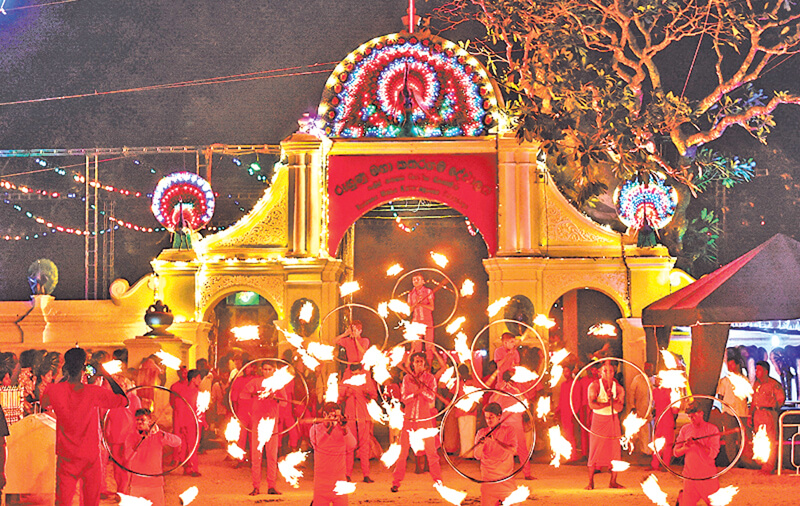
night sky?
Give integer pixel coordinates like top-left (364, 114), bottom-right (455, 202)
top-left (1, 0), bottom-right (799, 301)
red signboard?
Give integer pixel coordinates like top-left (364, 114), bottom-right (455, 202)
top-left (327, 153), bottom-right (497, 256)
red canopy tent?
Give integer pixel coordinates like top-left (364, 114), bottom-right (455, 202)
top-left (642, 234), bottom-right (800, 398)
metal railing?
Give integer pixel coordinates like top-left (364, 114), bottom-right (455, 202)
top-left (778, 409), bottom-right (800, 475)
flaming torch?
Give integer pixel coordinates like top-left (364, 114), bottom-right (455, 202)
top-left (334, 481), bottom-right (357, 495)
top-left (381, 443), bottom-right (402, 468)
top-left (278, 450), bottom-right (309, 488)
top-left (752, 424), bottom-right (771, 464)
top-left (548, 426), bottom-right (573, 468)
top-left (641, 474), bottom-right (669, 506)
top-left (179, 486), bottom-right (199, 505)
top-left (433, 482), bottom-right (467, 505)
top-left (501, 485), bottom-right (531, 505)
top-left (709, 485), bottom-right (739, 506)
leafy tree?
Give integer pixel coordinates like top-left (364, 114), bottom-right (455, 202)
top-left (429, 0), bottom-right (800, 247)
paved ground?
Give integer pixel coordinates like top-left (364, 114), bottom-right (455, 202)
top-left (155, 448), bottom-right (800, 506)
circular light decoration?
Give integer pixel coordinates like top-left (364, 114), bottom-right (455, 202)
top-left (614, 174), bottom-right (678, 230)
top-left (151, 172), bottom-right (215, 231)
top-left (318, 32), bottom-right (500, 138)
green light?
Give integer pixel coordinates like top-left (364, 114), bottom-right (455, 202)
top-left (249, 163), bottom-right (261, 172)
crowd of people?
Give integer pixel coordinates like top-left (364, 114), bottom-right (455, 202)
top-left (0, 332), bottom-right (791, 506)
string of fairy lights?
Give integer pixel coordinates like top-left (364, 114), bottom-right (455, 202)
top-left (0, 155), bottom-right (270, 241)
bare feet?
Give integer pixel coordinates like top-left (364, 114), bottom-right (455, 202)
top-left (609, 482), bottom-right (625, 489)
top-left (248, 488), bottom-right (260, 496)
top-left (585, 483), bottom-right (594, 490)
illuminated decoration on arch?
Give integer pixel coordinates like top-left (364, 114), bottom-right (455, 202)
top-left (151, 172), bottom-right (215, 232)
top-left (318, 33), bottom-right (499, 138)
top-left (613, 174), bottom-right (678, 230)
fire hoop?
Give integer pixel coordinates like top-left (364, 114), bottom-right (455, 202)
top-left (102, 385), bottom-right (200, 477)
top-left (228, 358), bottom-right (309, 435)
top-left (471, 319), bottom-right (548, 396)
top-left (653, 393), bottom-right (745, 481)
top-left (320, 303), bottom-right (390, 364)
top-left (569, 357), bottom-right (653, 440)
top-left (440, 388), bottom-right (536, 483)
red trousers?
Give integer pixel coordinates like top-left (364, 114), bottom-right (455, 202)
top-left (56, 456), bottom-right (102, 506)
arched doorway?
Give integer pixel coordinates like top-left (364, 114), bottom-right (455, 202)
top-left (548, 289), bottom-right (623, 364)
top-left (208, 291), bottom-right (279, 370)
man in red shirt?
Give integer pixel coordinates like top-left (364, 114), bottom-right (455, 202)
top-left (41, 347), bottom-right (128, 506)
top-left (335, 320), bottom-right (371, 365)
top-left (172, 369), bottom-right (201, 476)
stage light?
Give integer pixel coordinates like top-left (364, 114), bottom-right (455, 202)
top-left (232, 157), bottom-right (242, 166)
top-left (35, 158), bottom-right (47, 167)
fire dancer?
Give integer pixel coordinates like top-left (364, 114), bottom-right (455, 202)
top-left (474, 402), bottom-right (518, 506)
top-left (339, 364), bottom-right (378, 482)
top-left (491, 371), bottom-right (534, 479)
top-left (124, 408), bottom-right (182, 506)
top-left (40, 347), bottom-right (128, 506)
top-left (650, 374), bottom-right (678, 471)
top-left (335, 320), bottom-right (371, 366)
top-left (751, 360), bottom-right (785, 474)
top-left (310, 402), bottom-right (357, 506)
top-left (408, 273), bottom-right (435, 360)
top-left (674, 402), bottom-right (720, 506)
top-left (172, 369), bottom-right (202, 477)
top-left (493, 333), bottom-right (520, 381)
top-left (391, 352), bottom-right (443, 492)
top-left (585, 361), bottom-right (624, 490)
top-left (247, 361), bottom-right (283, 496)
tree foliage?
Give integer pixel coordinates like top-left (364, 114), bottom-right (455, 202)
top-left (430, 0), bottom-right (800, 205)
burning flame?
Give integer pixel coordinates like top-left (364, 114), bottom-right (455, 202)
top-left (611, 460), bottom-right (630, 472)
top-left (511, 366), bottom-right (540, 384)
top-left (196, 391), bottom-right (211, 414)
top-left (460, 279), bottom-right (474, 297)
top-left (621, 412), bottom-right (648, 452)
top-left (402, 320), bottom-right (428, 340)
top-left (709, 485), bottom-right (739, 506)
top-left (231, 325), bottom-right (260, 341)
top-left (549, 365), bottom-right (564, 388)
top-left (384, 398), bottom-right (405, 430)
top-left (433, 482), bottom-right (467, 505)
top-left (752, 424), bottom-right (771, 464)
top-left (660, 349), bottom-right (678, 369)
top-left (155, 350), bottom-right (181, 370)
top-left (118, 494), bottom-right (152, 506)
top-left (278, 326), bottom-right (305, 349)
top-left (386, 263), bottom-right (404, 276)
top-left (536, 396), bottom-right (550, 420)
top-left (260, 366), bottom-right (294, 397)
top-left (501, 485), bottom-right (531, 505)
top-left (224, 419), bottom-right (241, 442)
top-left (550, 348), bottom-right (570, 366)
top-left (409, 427), bottom-right (439, 453)
top-left (179, 486), bottom-right (199, 505)
top-left (641, 474), bottom-right (669, 506)
top-left (361, 346), bottom-right (392, 384)
top-left (389, 346), bottom-right (405, 367)
top-left (439, 367), bottom-right (456, 390)
top-left (657, 369), bottom-right (687, 390)
top-left (102, 360), bottom-right (123, 375)
top-left (388, 299), bottom-right (411, 316)
top-left (548, 426), bottom-right (572, 468)
top-left (454, 386), bottom-right (482, 412)
top-left (727, 373), bottom-right (754, 401)
top-left (297, 349), bottom-right (321, 371)
top-left (227, 443), bottom-right (246, 460)
top-left (487, 296), bottom-right (511, 317)
top-left (454, 332), bottom-right (471, 363)
top-left (587, 323), bottom-right (617, 337)
top-left (648, 437), bottom-right (665, 454)
top-left (381, 443), bottom-right (402, 467)
top-left (257, 417), bottom-right (275, 451)
top-left (325, 373), bottom-right (339, 403)
top-left (366, 399), bottom-right (385, 424)
top-left (446, 316), bottom-right (466, 335)
top-left (278, 450), bottom-right (308, 488)
top-left (339, 281), bottom-right (361, 297)
top-left (430, 251), bottom-right (449, 268)
top-left (533, 313), bottom-right (556, 328)
top-left (299, 301), bottom-right (314, 323)
top-left (334, 481), bottom-right (357, 495)
top-left (378, 302), bottom-right (389, 318)
top-left (343, 374), bottom-right (367, 386)
top-left (307, 342), bottom-right (335, 361)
